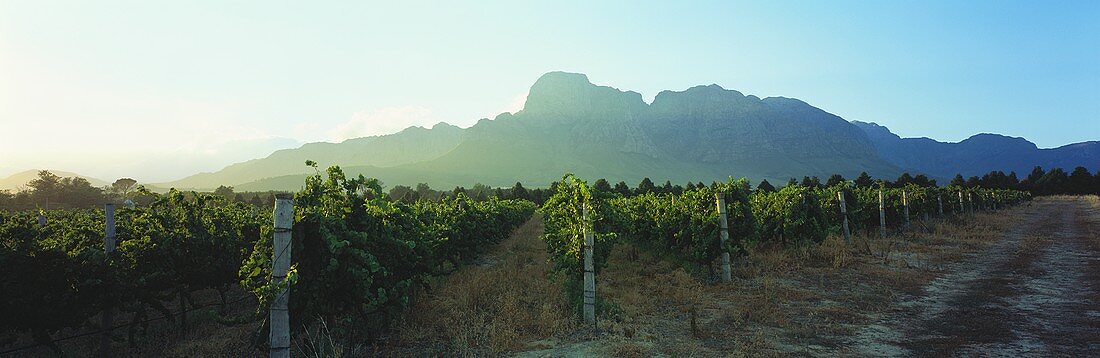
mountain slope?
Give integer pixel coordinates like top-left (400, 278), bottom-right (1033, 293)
top-left (156, 71), bottom-right (1098, 191)
top-left (852, 121), bottom-right (1100, 177)
top-left (169, 72), bottom-right (900, 190)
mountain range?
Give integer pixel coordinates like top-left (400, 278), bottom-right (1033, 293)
top-left (5, 72), bottom-right (1097, 192)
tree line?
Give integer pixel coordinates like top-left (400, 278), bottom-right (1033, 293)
top-left (4, 165), bottom-right (1097, 211)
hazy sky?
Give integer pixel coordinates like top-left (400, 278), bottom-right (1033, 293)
top-left (2, 1), bottom-right (1098, 182)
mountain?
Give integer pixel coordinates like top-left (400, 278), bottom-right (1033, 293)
top-left (852, 121), bottom-right (1100, 178)
top-left (0, 170), bottom-right (110, 191)
top-left (160, 72), bottom-right (903, 191)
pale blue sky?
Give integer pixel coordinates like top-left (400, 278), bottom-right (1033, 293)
top-left (1, 0), bottom-right (1098, 181)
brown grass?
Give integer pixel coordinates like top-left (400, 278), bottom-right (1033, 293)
top-left (387, 214), bottom-right (573, 356)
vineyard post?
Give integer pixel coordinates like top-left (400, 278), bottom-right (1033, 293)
top-left (967, 192), bottom-right (973, 213)
top-left (837, 191), bottom-right (851, 245)
top-left (270, 195), bottom-right (293, 358)
top-left (715, 193), bottom-right (732, 283)
top-left (38, 213), bottom-right (46, 227)
top-left (582, 206), bottom-right (596, 325)
top-left (937, 194), bottom-right (944, 217)
top-left (902, 190), bottom-right (910, 230)
top-left (958, 191), bottom-right (964, 214)
top-left (878, 189), bottom-right (886, 237)
top-left (992, 193), bottom-right (997, 210)
top-left (100, 204), bottom-right (116, 358)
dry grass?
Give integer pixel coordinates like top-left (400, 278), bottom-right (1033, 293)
top-left (387, 214), bottom-right (573, 356)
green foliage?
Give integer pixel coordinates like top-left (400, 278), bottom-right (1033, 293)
top-left (0, 191), bottom-right (266, 346)
top-left (751, 184), bottom-right (827, 245)
top-left (239, 165), bottom-right (535, 335)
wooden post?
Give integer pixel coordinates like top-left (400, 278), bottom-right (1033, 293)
top-left (270, 195), bottom-right (293, 358)
top-left (878, 189), bottom-right (886, 237)
top-left (902, 190), bottom-right (910, 230)
top-left (37, 213), bottom-right (46, 227)
top-left (967, 192), bottom-right (973, 213)
top-left (837, 191), bottom-right (851, 245)
top-left (958, 191), bottom-right (964, 214)
top-left (582, 206), bottom-right (596, 325)
top-left (715, 193), bottom-right (732, 283)
top-left (937, 194), bottom-right (944, 217)
top-left (100, 204), bottom-right (116, 358)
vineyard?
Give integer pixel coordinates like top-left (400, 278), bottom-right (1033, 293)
top-left (0, 165), bottom-right (535, 355)
top-left (539, 174), bottom-right (1031, 321)
top-left (0, 167), bottom-right (1032, 356)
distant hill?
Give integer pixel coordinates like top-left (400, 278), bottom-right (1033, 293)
top-left (852, 121), bottom-right (1100, 178)
top-left (159, 72), bottom-right (903, 191)
top-left (0, 170), bottom-right (110, 191)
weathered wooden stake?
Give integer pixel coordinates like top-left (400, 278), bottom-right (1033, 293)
top-left (270, 195), bottom-right (293, 358)
top-left (837, 191), bottom-right (851, 245)
top-left (902, 190), bottom-right (910, 230)
top-left (967, 192), bottom-right (973, 213)
top-left (958, 191), bottom-right (964, 214)
top-left (878, 189), bottom-right (886, 237)
top-left (937, 194), bottom-right (944, 217)
top-left (101, 204), bottom-right (116, 358)
top-left (38, 213), bottom-right (46, 227)
top-left (715, 193), bottom-right (732, 282)
top-left (582, 205), bottom-right (596, 325)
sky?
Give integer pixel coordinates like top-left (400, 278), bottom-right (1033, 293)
top-left (2, 0), bottom-right (1098, 182)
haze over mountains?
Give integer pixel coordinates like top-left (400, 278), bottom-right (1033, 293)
top-left (5, 71), bottom-right (1097, 192)
top-left (146, 72), bottom-right (1098, 191)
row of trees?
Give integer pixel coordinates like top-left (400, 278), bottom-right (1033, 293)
top-left (5, 165), bottom-right (1097, 212)
top-left (0, 171), bottom-right (141, 211)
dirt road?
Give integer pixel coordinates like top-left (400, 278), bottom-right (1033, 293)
top-left (852, 197), bottom-right (1100, 356)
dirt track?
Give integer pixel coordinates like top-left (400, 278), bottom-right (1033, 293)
top-left (852, 197), bottom-right (1100, 356)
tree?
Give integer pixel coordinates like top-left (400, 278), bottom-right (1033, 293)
top-left (58, 177), bottom-right (103, 208)
top-left (895, 172), bottom-right (915, 187)
top-left (214, 185), bottom-right (235, 198)
top-left (912, 174), bottom-right (936, 187)
top-left (1022, 166), bottom-right (1046, 192)
top-left (636, 178), bottom-right (656, 195)
top-left (660, 180), bottom-right (674, 194)
top-left (27, 170), bottom-right (61, 208)
top-left (1037, 168), bottom-right (1069, 194)
top-left (510, 182), bottom-right (530, 201)
top-left (613, 181), bottom-right (631, 196)
top-left (415, 183), bottom-right (434, 201)
top-left (785, 178), bottom-right (798, 188)
top-left (111, 178), bottom-right (138, 197)
top-left (685, 182), bottom-right (696, 191)
top-left (756, 179), bottom-right (776, 193)
top-left (800, 176), bottom-right (821, 189)
top-left (388, 185), bottom-right (414, 201)
top-left (592, 179), bottom-right (611, 193)
top-left (950, 174), bottom-right (966, 187)
top-left (1068, 166), bottom-right (1093, 194)
top-left (825, 174), bottom-right (845, 187)
top-left (854, 172), bottom-right (874, 187)
top-left (965, 176), bottom-right (981, 188)
top-left (470, 183), bottom-right (492, 201)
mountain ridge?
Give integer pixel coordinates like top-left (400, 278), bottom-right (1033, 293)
top-left (133, 71), bottom-right (1100, 191)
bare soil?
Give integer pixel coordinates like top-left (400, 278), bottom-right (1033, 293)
top-left (851, 196), bottom-right (1100, 356)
